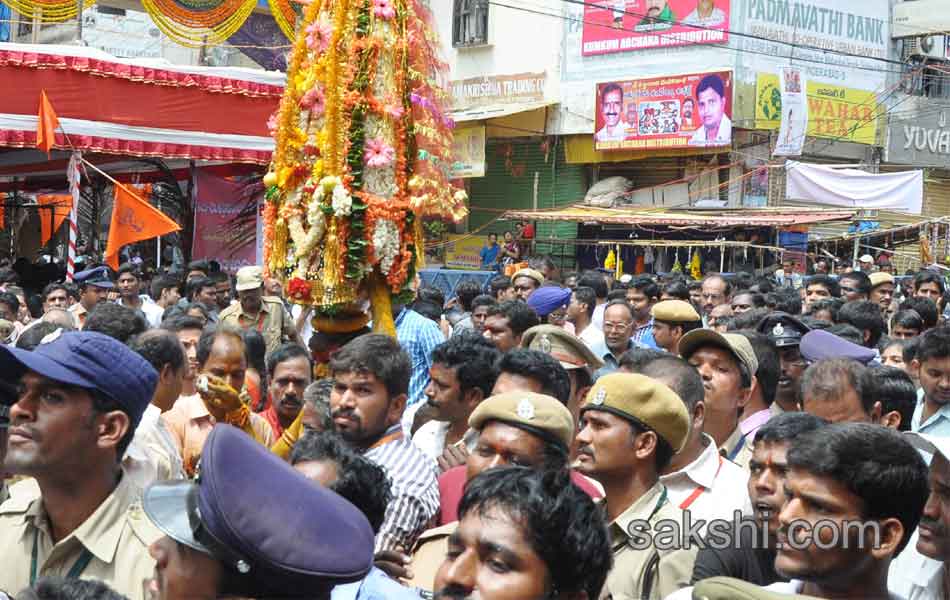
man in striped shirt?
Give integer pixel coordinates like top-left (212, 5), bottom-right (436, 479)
top-left (329, 334), bottom-right (439, 553)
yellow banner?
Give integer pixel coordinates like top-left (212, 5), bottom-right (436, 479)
top-left (450, 125), bottom-right (486, 178)
top-left (444, 234), bottom-right (488, 270)
top-left (755, 74), bottom-right (880, 146)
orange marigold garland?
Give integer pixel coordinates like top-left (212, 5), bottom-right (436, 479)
top-left (264, 0), bottom-right (467, 336)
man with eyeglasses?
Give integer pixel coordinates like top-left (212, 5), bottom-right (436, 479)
top-left (701, 275), bottom-right (732, 321)
top-left (591, 300), bottom-right (640, 380)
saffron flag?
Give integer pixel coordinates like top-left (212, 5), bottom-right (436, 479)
top-left (37, 194), bottom-right (72, 246)
top-left (36, 90), bottom-right (60, 157)
top-left (104, 184), bottom-right (180, 269)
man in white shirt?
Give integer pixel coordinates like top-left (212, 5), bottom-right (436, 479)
top-left (125, 330), bottom-right (188, 488)
top-left (689, 73), bottom-right (732, 147)
top-left (567, 285), bottom-right (605, 351)
top-left (638, 355), bottom-right (752, 528)
top-left (682, 0), bottom-right (726, 26)
top-left (889, 432), bottom-right (950, 600)
top-left (116, 263), bottom-right (164, 328)
top-left (412, 333), bottom-right (500, 465)
top-left (595, 83), bottom-right (628, 143)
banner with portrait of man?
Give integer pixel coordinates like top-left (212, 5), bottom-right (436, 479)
top-left (593, 70), bottom-right (733, 151)
top-left (582, 0), bottom-right (730, 56)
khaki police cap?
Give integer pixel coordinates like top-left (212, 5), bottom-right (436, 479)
top-left (511, 268), bottom-right (545, 286)
top-left (869, 272), bottom-right (894, 288)
top-left (694, 577), bottom-right (824, 600)
top-left (468, 391), bottom-right (574, 449)
top-left (521, 324), bottom-right (604, 371)
top-left (651, 299), bottom-right (701, 323)
top-left (678, 329), bottom-right (759, 376)
top-left (581, 373), bottom-right (690, 453)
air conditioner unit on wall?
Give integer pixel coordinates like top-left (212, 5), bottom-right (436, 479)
top-left (904, 35), bottom-right (949, 60)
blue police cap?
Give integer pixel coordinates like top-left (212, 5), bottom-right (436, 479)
top-left (0, 330), bottom-right (156, 428)
top-left (757, 312), bottom-right (810, 348)
top-left (143, 425), bottom-right (375, 594)
top-left (800, 330), bottom-right (877, 366)
top-left (74, 266), bottom-right (113, 289)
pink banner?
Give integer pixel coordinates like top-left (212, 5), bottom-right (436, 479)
top-left (191, 170), bottom-right (260, 272)
top-left (582, 0), bottom-right (730, 56)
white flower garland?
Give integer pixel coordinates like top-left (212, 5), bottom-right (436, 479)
top-left (331, 182), bottom-right (352, 217)
top-left (372, 219), bottom-right (400, 275)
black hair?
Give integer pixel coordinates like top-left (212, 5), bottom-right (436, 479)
top-left (838, 300), bottom-right (886, 347)
top-left (903, 336), bottom-right (921, 364)
top-left (266, 343), bottom-right (313, 375)
top-left (688, 280), bottom-right (702, 292)
top-left (471, 294), bottom-right (497, 312)
top-left (805, 274), bottom-right (840, 298)
top-left (290, 432), bottom-right (392, 533)
top-left (330, 334), bottom-right (410, 398)
top-left (900, 297), bottom-right (939, 330)
top-left (914, 270), bottom-right (946, 295)
top-left (732, 272), bottom-right (754, 291)
top-left (18, 576), bottom-right (130, 600)
top-left (455, 280), bottom-right (483, 313)
top-left (186, 259), bottom-right (210, 276)
top-left (209, 270), bottom-right (230, 285)
top-left (496, 349), bottom-right (571, 406)
top-left (485, 301), bottom-right (540, 338)
top-left (415, 285), bottom-right (445, 308)
top-left (0, 291), bottom-right (19, 316)
top-left (754, 411), bottom-right (828, 445)
top-left (161, 315), bottom-right (206, 334)
top-left (601, 82), bottom-right (623, 101)
top-left (630, 276), bottom-right (660, 300)
top-left (891, 309), bottom-right (924, 334)
top-left (737, 331), bottom-right (779, 407)
top-left (490, 275), bottom-right (512, 297)
top-left (751, 277), bottom-right (775, 294)
top-left (150, 274), bottom-right (181, 301)
top-left (696, 73), bottom-right (725, 98)
top-left (196, 326), bottom-right (245, 369)
top-left (800, 316), bottom-right (832, 330)
top-left (732, 291), bottom-right (767, 309)
top-left (840, 271), bottom-right (872, 296)
top-left (729, 308), bottom-right (770, 332)
top-left (827, 323), bottom-right (865, 346)
top-left (618, 348), bottom-right (667, 373)
top-left (411, 300), bottom-right (442, 323)
top-left (41, 283), bottom-right (68, 301)
top-left (606, 289), bottom-right (628, 302)
top-left (786, 422), bottom-right (928, 555)
top-left (116, 263), bottom-right (140, 280)
top-left (0, 268), bottom-right (19, 285)
top-left (603, 299), bottom-right (635, 320)
top-left (242, 329), bottom-right (268, 382)
top-left (770, 289), bottom-right (802, 316)
top-left (917, 326), bottom-right (950, 363)
top-left (183, 302), bottom-right (212, 321)
top-left (89, 388), bottom-right (136, 459)
top-left (801, 359), bottom-right (873, 416)
top-left (628, 416), bottom-right (676, 471)
top-left (868, 366), bottom-right (917, 432)
top-left (638, 355), bottom-right (704, 412)
top-left (577, 270), bottom-right (609, 299)
top-left (703, 274), bottom-right (733, 297)
top-left (84, 303), bottom-right (147, 345)
top-left (185, 276), bottom-right (215, 302)
top-left (15, 322), bottom-right (65, 350)
top-left (807, 297), bottom-right (844, 322)
top-left (129, 329), bottom-right (186, 374)
top-left (302, 379), bottom-right (334, 433)
top-left (456, 467), bottom-right (612, 600)
top-left (662, 280), bottom-right (690, 301)
top-left (431, 331), bottom-right (501, 398)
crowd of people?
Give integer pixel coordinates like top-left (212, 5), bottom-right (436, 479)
top-left (0, 249), bottom-right (949, 600)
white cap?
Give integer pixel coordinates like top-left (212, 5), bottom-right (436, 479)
top-left (619, 274), bottom-right (633, 284)
top-left (859, 254), bottom-right (874, 263)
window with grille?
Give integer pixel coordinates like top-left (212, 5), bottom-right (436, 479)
top-left (453, 0), bottom-right (489, 47)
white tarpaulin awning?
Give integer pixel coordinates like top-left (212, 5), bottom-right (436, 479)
top-left (450, 101), bottom-right (555, 123)
top-left (786, 161), bottom-right (923, 215)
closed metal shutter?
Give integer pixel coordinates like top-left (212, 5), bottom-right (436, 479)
top-left (923, 174), bottom-right (950, 219)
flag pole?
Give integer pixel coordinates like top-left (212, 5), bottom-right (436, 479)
top-left (66, 151), bottom-right (81, 281)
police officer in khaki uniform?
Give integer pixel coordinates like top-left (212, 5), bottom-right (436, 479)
top-left (218, 266), bottom-right (302, 356)
top-left (406, 391), bottom-right (575, 593)
top-left (574, 372), bottom-right (696, 600)
top-left (650, 299), bottom-right (702, 354)
top-left (0, 330), bottom-right (162, 599)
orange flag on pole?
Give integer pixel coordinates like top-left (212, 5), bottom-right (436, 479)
top-left (37, 194), bottom-right (73, 246)
top-left (104, 184), bottom-right (180, 270)
top-left (36, 90), bottom-right (60, 157)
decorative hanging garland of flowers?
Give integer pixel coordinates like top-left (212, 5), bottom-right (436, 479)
top-left (1, 0), bottom-right (96, 22)
top-left (140, 0), bottom-right (256, 47)
top-left (263, 0), bottom-right (466, 336)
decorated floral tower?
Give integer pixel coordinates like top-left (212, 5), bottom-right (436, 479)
top-left (263, 0), bottom-right (466, 336)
